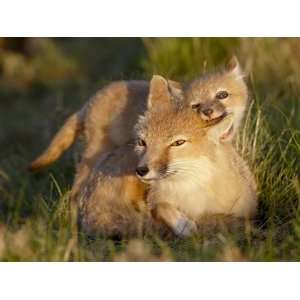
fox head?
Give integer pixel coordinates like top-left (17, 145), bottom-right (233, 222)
top-left (183, 56), bottom-right (248, 141)
top-left (134, 75), bottom-right (233, 183)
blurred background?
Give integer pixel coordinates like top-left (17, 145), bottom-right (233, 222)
top-left (0, 38), bottom-right (299, 261)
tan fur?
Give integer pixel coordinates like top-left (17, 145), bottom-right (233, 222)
top-left (78, 75), bottom-right (256, 238)
top-left (29, 80), bottom-right (149, 172)
top-left (78, 144), bottom-right (150, 237)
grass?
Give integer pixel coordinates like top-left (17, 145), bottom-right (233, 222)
top-left (0, 38), bottom-right (299, 261)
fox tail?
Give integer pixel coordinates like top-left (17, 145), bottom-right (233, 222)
top-left (28, 107), bottom-right (86, 172)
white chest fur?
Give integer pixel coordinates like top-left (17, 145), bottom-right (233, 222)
top-left (154, 157), bottom-right (220, 219)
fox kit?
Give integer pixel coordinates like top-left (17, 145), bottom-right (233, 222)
top-left (135, 75), bottom-right (256, 237)
top-left (184, 56), bottom-right (248, 142)
top-left (79, 75), bottom-right (256, 237)
top-left (29, 57), bottom-right (249, 201)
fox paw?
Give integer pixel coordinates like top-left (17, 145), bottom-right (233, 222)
top-left (173, 217), bottom-right (197, 238)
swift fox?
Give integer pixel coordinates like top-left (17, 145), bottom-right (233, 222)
top-left (29, 56), bottom-right (248, 175)
top-left (185, 56), bottom-right (248, 142)
top-left (134, 75), bottom-right (256, 237)
top-left (79, 75), bottom-right (257, 237)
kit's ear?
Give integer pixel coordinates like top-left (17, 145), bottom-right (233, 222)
top-left (148, 75), bottom-right (171, 108)
top-left (226, 55), bottom-right (244, 79)
top-left (207, 114), bottom-right (235, 144)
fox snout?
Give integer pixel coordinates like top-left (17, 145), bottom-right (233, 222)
top-left (136, 159), bottom-right (168, 182)
top-left (202, 108), bottom-right (214, 117)
top-left (136, 165), bottom-right (149, 177)
top-left (135, 164), bottom-right (161, 182)
top-left (135, 144), bottom-right (170, 181)
top-left (201, 106), bottom-right (226, 121)
top-left (193, 102), bottom-right (226, 121)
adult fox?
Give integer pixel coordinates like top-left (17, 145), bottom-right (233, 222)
top-left (79, 75), bottom-right (256, 237)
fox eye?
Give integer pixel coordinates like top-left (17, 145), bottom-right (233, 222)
top-left (216, 90), bottom-right (229, 100)
top-left (191, 103), bottom-right (201, 110)
top-left (137, 138), bottom-right (146, 147)
top-left (171, 139), bottom-right (186, 147)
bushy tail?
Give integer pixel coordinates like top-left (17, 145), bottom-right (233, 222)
top-left (28, 107), bottom-right (86, 172)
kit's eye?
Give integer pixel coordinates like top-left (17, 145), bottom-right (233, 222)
top-left (216, 90), bottom-right (229, 100)
top-left (171, 139), bottom-right (186, 147)
top-left (191, 103), bottom-right (201, 110)
top-left (137, 139), bottom-right (146, 147)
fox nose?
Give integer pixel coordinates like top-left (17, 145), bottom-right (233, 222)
top-left (136, 166), bottom-right (149, 177)
top-left (202, 108), bottom-right (213, 117)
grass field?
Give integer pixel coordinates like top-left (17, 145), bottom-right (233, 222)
top-left (0, 38), bottom-right (299, 261)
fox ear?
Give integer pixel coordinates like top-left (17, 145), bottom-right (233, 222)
top-left (168, 81), bottom-right (184, 103)
top-left (148, 75), bottom-right (171, 108)
top-left (226, 56), bottom-right (243, 78)
top-left (207, 114), bottom-right (234, 144)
